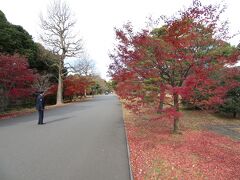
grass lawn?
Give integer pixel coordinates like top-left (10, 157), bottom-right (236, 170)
top-left (123, 108), bottom-right (240, 180)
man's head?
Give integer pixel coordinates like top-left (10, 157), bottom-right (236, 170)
top-left (39, 91), bottom-right (44, 96)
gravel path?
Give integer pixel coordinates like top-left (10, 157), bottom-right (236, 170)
top-left (206, 124), bottom-right (240, 140)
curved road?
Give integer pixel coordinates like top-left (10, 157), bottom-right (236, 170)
top-left (0, 95), bottom-right (131, 180)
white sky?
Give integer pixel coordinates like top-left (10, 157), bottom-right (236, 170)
top-left (0, 0), bottom-right (240, 80)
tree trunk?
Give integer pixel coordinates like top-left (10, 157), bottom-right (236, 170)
top-left (173, 93), bottom-right (180, 133)
top-left (233, 111), bottom-right (237, 118)
top-left (158, 100), bottom-right (164, 113)
top-left (0, 94), bottom-right (8, 112)
top-left (56, 60), bottom-right (63, 105)
top-left (157, 84), bottom-right (165, 113)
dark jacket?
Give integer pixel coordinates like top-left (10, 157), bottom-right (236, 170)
top-left (36, 94), bottom-right (45, 111)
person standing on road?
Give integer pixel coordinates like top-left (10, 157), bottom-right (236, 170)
top-left (36, 91), bottom-right (45, 125)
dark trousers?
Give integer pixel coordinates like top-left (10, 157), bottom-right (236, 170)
top-left (38, 110), bottom-right (44, 124)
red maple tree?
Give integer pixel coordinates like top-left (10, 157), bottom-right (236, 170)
top-left (0, 54), bottom-right (36, 100)
top-left (109, 0), bottom-right (240, 133)
top-left (64, 75), bottom-right (92, 99)
top-left (46, 75), bottom-right (93, 102)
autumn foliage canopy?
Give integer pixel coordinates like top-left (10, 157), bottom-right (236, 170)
top-left (109, 0), bottom-right (240, 132)
top-left (0, 54), bottom-right (36, 99)
top-left (64, 75), bottom-right (93, 98)
top-left (46, 75), bottom-right (94, 101)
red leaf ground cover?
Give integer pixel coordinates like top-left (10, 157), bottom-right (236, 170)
top-left (124, 110), bottom-right (240, 179)
top-left (0, 109), bottom-right (37, 120)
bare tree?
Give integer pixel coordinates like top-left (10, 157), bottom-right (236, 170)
top-left (73, 54), bottom-right (96, 76)
top-left (71, 54), bottom-right (97, 96)
top-left (33, 73), bottom-right (52, 92)
top-left (39, 0), bottom-right (83, 105)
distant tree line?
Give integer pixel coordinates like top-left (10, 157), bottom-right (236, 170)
top-left (0, 7), bottom-right (109, 113)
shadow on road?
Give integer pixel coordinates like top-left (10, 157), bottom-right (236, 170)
top-left (46, 116), bottom-right (73, 124)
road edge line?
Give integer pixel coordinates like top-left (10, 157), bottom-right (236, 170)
top-left (121, 102), bottom-right (134, 180)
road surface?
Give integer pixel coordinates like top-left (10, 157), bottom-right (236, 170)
top-left (0, 95), bottom-right (131, 180)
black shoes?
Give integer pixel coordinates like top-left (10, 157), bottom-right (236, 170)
top-left (38, 123), bottom-right (46, 125)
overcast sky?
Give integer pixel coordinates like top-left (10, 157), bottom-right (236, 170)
top-left (1, 0), bottom-right (239, 80)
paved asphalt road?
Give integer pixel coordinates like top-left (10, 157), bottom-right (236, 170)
top-left (0, 95), bottom-right (131, 180)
